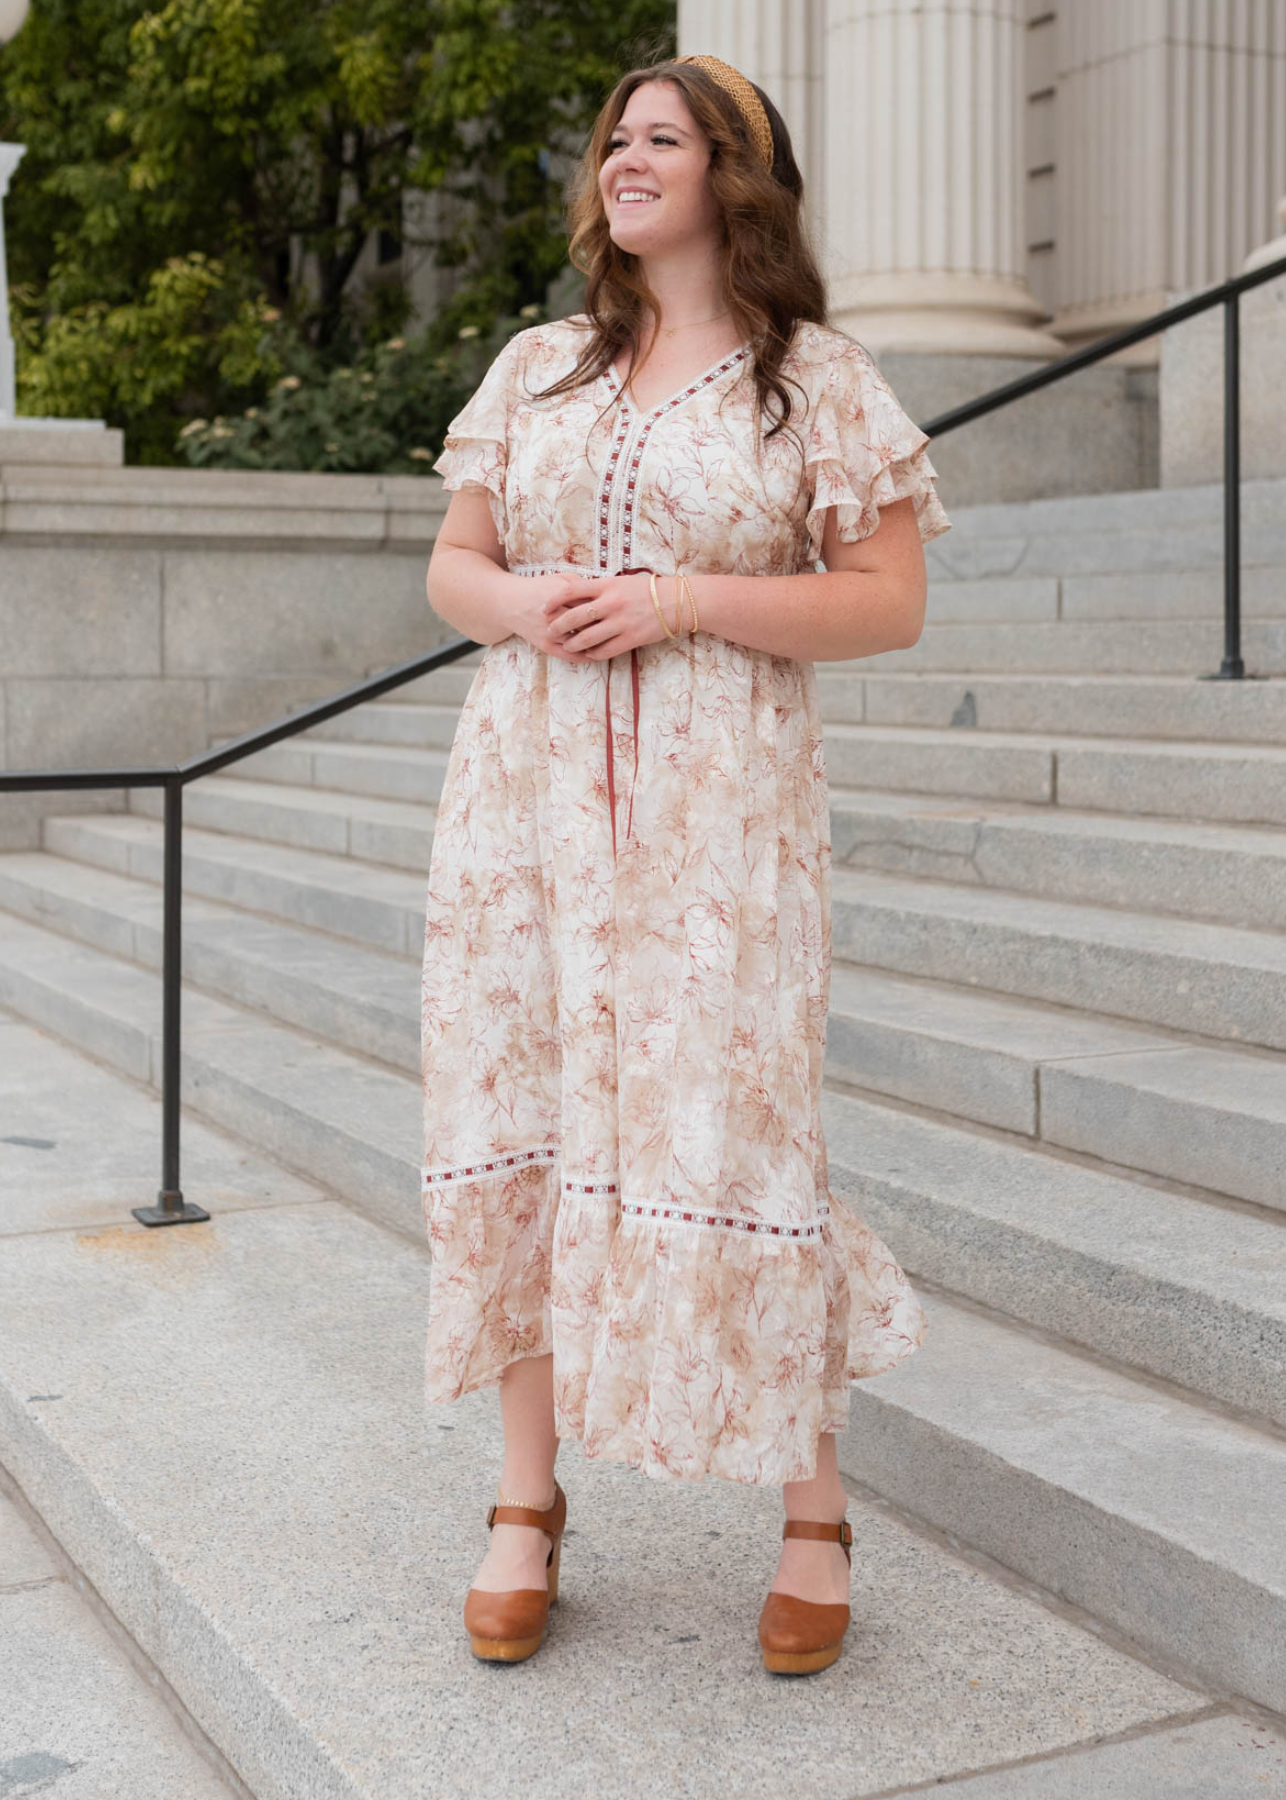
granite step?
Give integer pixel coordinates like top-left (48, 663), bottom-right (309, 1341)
top-left (0, 1481), bottom-right (238, 1798)
top-left (0, 955), bottom-right (1283, 1718)
top-left (42, 812), bottom-right (428, 956)
top-left (40, 809), bottom-right (1286, 1050)
top-left (931, 471), bottom-right (1286, 539)
top-left (828, 792), bottom-right (1286, 932)
top-left (5, 842), bottom-right (1284, 1213)
top-left (0, 902), bottom-right (1282, 1433)
top-left (214, 725), bottom-right (1286, 829)
top-left (843, 671), bottom-right (1286, 744)
top-left (390, 617), bottom-right (1286, 696)
top-left (119, 773), bottom-right (1286, 935)
top-left (310, 669), bottom-right (1286, 749)
top-left (0, 1021), bottom-right (1244, 1793)
top-left (828, 865), bottom-right (1286, 1052)
top-left (844, 619), bottom-right (1286, 676)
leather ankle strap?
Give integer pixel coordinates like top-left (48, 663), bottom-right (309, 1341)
top-left (782, 1518), bottom-right (853, 1564)
top-left (487, 1480), bottom-right (564, 1533)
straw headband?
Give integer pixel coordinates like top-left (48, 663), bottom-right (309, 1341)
top-left (674, 53), bottom-right (775, 173)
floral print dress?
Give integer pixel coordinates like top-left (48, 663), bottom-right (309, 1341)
top-left (421, 313), bottom-right (952, 1486)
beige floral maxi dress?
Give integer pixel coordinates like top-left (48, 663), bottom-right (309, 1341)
top-left (421, 314), bottom-right (952, 1487)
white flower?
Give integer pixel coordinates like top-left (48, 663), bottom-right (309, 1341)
top-left (275, 375), bottom-right (302, 391)
top-left (457, 324), bottom-right (480, 339)
top-left (409, 447), bottom-right (432, 460)
top-left (384, 336), bottom-right (406, 351)
top-left (244, 406), bottom-right (260, 419)
top-left (519, 303), bottom-right (541, 319)
top-left (211, 426), bottom-right (233, 439)
top-left (178, 418), bottom-right (207, 438)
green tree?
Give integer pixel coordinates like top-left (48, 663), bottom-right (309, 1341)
top-left (0, 0), bottom-right (674, 464)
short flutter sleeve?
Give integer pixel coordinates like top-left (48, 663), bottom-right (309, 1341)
top-left (803, 344), bottom-right (951, 562)
top-left (431, 330), bottom-right (527, 542)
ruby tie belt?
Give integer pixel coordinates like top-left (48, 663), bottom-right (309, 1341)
top-left (602, 566), bottom-right (651, 860)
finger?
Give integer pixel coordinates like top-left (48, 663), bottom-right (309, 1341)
top-left (544, 580), bottom-right (605, 616)
top-left (560, 615), bottom-right (617, 654)
top-left (551, 603), bottom-right (609, 641)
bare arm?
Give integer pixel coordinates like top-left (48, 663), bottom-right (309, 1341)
top-left (425, 488), bottom-right (519, 645)
top-left (683, 494), bottom-right (928, 661)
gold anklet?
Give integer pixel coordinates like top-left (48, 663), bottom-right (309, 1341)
top-left (495, 1486), bottom-right (557, 1511)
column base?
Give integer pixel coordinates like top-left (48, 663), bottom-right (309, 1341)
top-left (828, 271), bottom-right (1066, 360)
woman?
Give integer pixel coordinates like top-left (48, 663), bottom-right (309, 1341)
top-left (421, 50), bottom-right (951, 1676)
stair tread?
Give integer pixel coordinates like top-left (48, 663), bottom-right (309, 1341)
top-left (831, 863), bottom-right (1286, 965)
top-left (1, 903), bottom-right (1281, 1366)
top-left (0, 1021), bottom-right (1218, 1794)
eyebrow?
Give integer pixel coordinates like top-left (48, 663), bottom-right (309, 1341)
top-left (611, 121), bottom-right (688, 135)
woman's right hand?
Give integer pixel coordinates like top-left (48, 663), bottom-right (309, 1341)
top-left (503, 572), bottom-right (614, 664)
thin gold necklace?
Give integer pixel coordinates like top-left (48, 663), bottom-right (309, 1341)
top-left (658, 311), bottom-right (731, 337)
top-left (622, 312), bottom-right (735, 406)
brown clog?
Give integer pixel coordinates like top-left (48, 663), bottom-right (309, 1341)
top-left (758, 1516), bottom-right (853, 1674)
top-left (463, 1480), bottom-right (567, 1662)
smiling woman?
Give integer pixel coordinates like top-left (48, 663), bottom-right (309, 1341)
top-left (420, 48), bottom-right (950, 1677)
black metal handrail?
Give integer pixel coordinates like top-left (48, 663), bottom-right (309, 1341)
top-left (0, 638), bottom-right (482, 1224)
top-left (3, 245), bottom-right (1283, 1222)
top-left (921, 246), bottom-right (1286, 682)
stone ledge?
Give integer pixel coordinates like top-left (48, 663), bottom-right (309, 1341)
top-left (0, 418), bottom-right (125, 470)
top-left (0, 464), bottom-right (448, 549)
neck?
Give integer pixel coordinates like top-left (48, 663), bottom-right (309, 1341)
top-left (635, 241), bottom-right (725, 334)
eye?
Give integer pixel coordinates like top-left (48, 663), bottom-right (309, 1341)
top-left (606, 135), bottom-right (676, 151)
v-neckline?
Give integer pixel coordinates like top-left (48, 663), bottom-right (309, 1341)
top-left (603, 341), bottom-right (753, 418)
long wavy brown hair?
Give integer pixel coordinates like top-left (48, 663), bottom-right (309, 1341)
top-left (528, 53), bottom-right (830, 451)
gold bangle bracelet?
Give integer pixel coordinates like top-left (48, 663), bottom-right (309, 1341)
top-left (680, 570), bottom-right (699, 634)
top-left (670, 571), bottom-right (687, 636)
top-left (650, 570), bottom-right (678, 638)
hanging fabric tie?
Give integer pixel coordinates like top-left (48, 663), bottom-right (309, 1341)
top-left (602, 565), bottom-right (649, 859)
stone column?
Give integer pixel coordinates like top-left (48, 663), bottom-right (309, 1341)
top-left (0, 143), bottom-right (24, 417)
top-left (821, 0), bottom-right (1061, 357)
top-left (677, 0), bottom-right (825, 239)
top-left (1052, 3), bottom-right (1286, 363)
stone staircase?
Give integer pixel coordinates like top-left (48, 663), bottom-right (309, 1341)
top-left (2, 473), bottom-right (1285, 1792)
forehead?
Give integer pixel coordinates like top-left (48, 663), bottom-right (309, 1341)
top-left (615, 79), bottom-right (698, 134)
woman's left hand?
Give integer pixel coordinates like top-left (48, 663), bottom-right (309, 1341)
top-left (541, 570), bottom-right (689, 660)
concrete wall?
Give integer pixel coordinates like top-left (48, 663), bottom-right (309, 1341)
top-left (0, 465), bottom-right (455, 850)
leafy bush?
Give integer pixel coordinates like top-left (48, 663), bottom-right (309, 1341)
top-left (176, 303), bottom-right (545, 474)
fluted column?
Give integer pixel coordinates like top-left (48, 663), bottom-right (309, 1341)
top-left (677, 0), bottom-right (826, 242)
top-left (0, 143), bottom-right (26, 418)
top-left (1054, 3), bottom-right (1286, 360)
top-left (821, 0), bottom-right (1061, 356)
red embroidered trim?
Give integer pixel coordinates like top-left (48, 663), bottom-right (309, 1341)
top-left (422, 1146), bottom-right (556, 1186)
top-left (619, 1200), bottom-right (830, 1239)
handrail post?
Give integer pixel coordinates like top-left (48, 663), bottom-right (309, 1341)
top-left (1205, 290), bottom-right (1244, 679)
top-left (131, 773), bottom-right (208, 1226)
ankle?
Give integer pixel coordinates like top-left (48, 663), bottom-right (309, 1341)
top-left (496, 1478), bottom-right (558, 1511)
top-left (782, 1496), bottom-right (847, 1524)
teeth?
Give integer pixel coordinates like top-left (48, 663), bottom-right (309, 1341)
top-left (618, 192), bottom-right (658, 203)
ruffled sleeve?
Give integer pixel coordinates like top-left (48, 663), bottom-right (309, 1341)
top-left (431, 330), bottom-right (528, 543)
top-left (803, 342), bottom-right (952, 563)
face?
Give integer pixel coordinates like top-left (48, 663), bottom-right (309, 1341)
top-left (598, 80), bottom-right (721, 256)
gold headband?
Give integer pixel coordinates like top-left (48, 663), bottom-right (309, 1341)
top-left (674, 53), bottom-right (775, 173)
